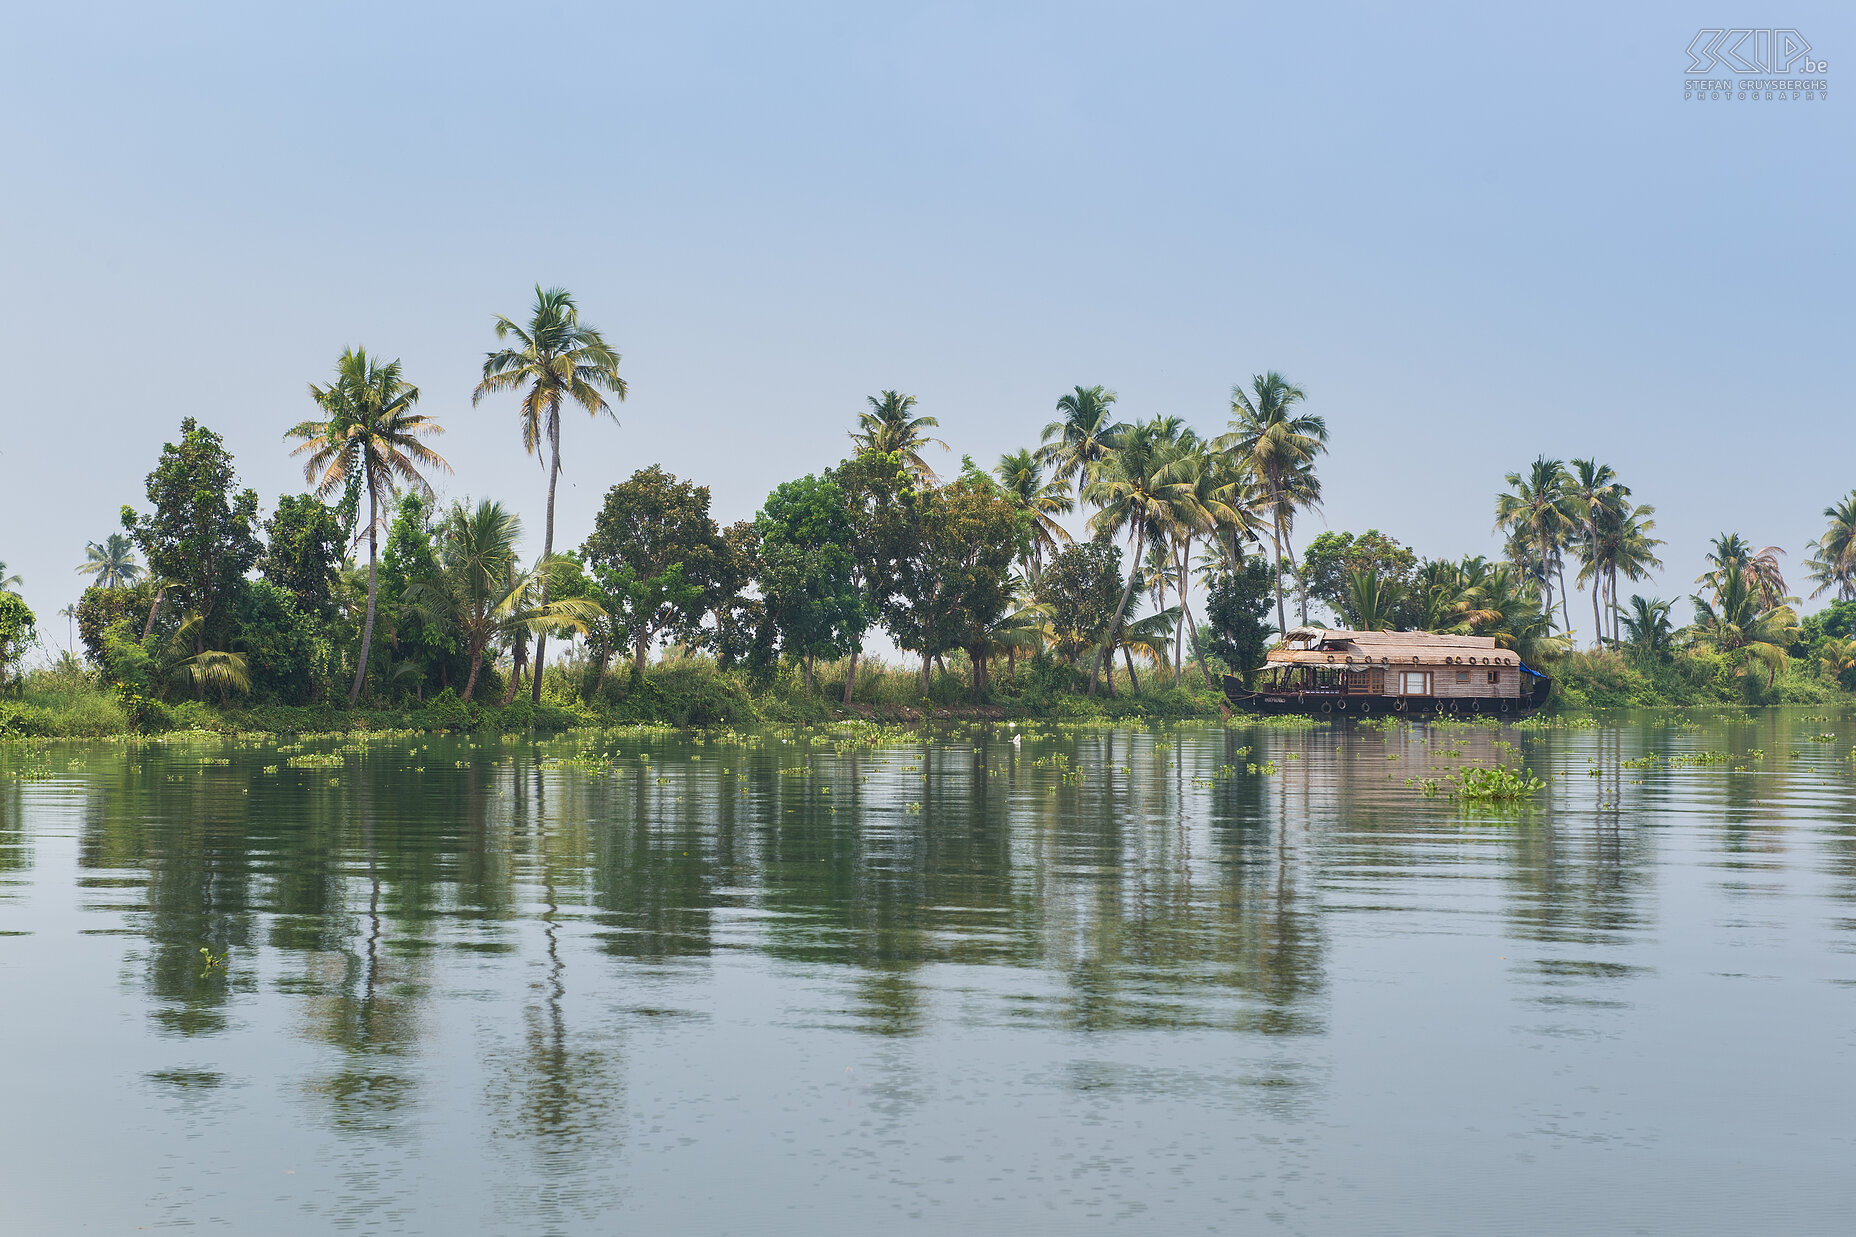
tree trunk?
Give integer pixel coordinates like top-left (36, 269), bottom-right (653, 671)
top-left (634, 630), bottom-right (649, 676)
top-left (501, 639), bottom-right (526, 705)
top-left (1183, 596), bottom-right (1214, 688)
top-left (1270, 509), bottom-right (1288, 640)
top-left (141, 585), bottom-right (167, 640)
top-left (919, 652), bottom-right (930, 696)
top-left (1556, 561), bottom-right (1573, 637)
top-left (1591, 572), bottom-right (1602, 650)
top-left (462, 639), bottom-right (483, 701)
top-left (803, 652), bottom-right (815, 693)
top-left (1123, 646), bottom-right (1140, 695)
top-left (842, 647), bottom-right (858, 706)
top-left (1089, 520), bottom-right (1143, 697)
top-left (532, 424), bottom-right (561, 705)
top-left (1174, 536), bottom-right (1191, 681)
top-left (349, 484), bottom-right (378, 706)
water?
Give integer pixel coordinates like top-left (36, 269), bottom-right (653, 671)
top-left (2, 712), bottom-right (1854, 1235)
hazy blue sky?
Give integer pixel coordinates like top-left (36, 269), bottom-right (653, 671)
top-left (2, 2), bottom-right (1850, 650)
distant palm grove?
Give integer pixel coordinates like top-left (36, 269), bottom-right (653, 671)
top-left (4, 284), bottom-right (1856, 733)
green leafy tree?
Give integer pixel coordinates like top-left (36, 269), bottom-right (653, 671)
top-left (474, 286), bottom-right (627, 704)
top-left (1202, 555), bottom-right (1275, 687)
top-left (890, 475), bottom-right (1021, 700)
top-left (580, 466), bottom-right (728, 676)
top-left (287, 350), bottom-right (449, 704)
top-left (709, 521), bottom-right (763, 671)
top-left (755, 475), bottom-right (866, 691)
top-left (1299, 530), bottom-right (1418, 627)
top-left (827, 449), bottom-right (916, 702)
top-left (77, 534), bottom-right (144, 589)
top-left (0, 592), bottom-right (35, 691)
top-left (121, 418), bottom-right (262, 654)
top-left (1034, 542), bottom-right (1123, 664)
top-left (260, 494), bottom-right (345, 623)
top-left (376, 494), bottom-right (457, 693)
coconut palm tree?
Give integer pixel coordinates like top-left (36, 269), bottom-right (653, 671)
top-left (1616, 595), bottom-right (1675, 661)
top-left (1804, 492), bottom-right (1856, 602)
top-left (1081, 418), bottom-right (1199, 697)
top-left (0, 561), bottom-right (18, 594)
top-left (1565, 459), bottom-right (1620, 647)
top-left (1697, 533), bottom-right (1790, 611)
top-left (1495, 457), bottom-right (1576, 636)
top-left (1604, 506), bottom-right (1664, 643)
top-left (1215, 372), bottom-right (1323, 639)
top-left (1038, 385), bottom-right (1129, 493)
top-left (1337, 568), bottom-right (1406, 632)
top-left (421, 500), bottom-right (603, 702)
top-left (1465, 563), bottom-right (1569, 667)
top-left (77, 534), bottom-right (144, 590)
top-left (1688, 569), bottom-right (1799, 688)
top-left (993, 448), bottom-right (1073, 578)
top-left (474, 286), bottom-right (626, 704)
top-left (851, 391), bottom-right (947, 482)
top-left (288, 347), bottom-right (449, 705)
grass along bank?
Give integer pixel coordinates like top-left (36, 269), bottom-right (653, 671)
top-left (1, 651), bottom-right (1231, 738)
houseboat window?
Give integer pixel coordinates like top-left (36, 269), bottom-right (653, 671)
top-left (1455, 670), bottom-right (1469, 683)
top-left (1487, 669), bottom-right (1499, 684)
top-left (1399, 671), bottom-right (1432, 696)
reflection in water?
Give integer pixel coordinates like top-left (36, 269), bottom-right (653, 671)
top-left (1, 709), bottom-right (1853, 1233)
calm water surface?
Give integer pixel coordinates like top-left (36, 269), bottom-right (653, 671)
top-left (3, 712), bottom-right (1855, 1235)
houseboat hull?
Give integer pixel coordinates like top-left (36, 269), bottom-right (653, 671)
top-left (1223, 673), bottom-right (1551, 717)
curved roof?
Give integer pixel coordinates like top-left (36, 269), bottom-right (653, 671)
top-left (1266, 627), bottom-right (1513, 666)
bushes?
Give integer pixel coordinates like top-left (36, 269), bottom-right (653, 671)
top-left (1551, 647), bottom-right (1851, 709)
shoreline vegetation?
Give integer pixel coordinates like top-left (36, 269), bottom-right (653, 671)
top-left (5, 286), bottom-right (1856, 739)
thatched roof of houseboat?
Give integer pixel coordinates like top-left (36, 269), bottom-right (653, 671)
top-left (1265, 627), bottom-right (1519, 667)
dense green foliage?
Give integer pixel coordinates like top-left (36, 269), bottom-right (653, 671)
top-left (7, 302), bottom-right (1851, 731)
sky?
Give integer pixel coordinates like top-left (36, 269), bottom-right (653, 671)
top-left (1, 1), bottom-right (1850, 656)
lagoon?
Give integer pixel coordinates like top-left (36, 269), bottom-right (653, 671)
top-left (2, 712), bottom-right (1853, 1235)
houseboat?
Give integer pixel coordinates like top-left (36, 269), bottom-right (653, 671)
top-left (1223, 627), bottom-right (1552, 716)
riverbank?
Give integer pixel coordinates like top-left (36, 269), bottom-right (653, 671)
top-left (8, 648), bottom-right (1852, 740)
top-left (0, 657), bottom-right (1230, 738)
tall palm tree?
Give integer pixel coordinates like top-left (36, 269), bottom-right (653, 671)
top-left (1805, 492), bottom-right (1856, 601)
top-left (1697, 533), bottom-right (1790, 610)
top-left (1038, 385), bottom-right (1129, 492)
top-left (1215, 371), bottom-right (1323, 639)
top-left (77, 534), bottom-right (144, 589)
top-left (1082, 418), bottom-right (1199, 697)
top-left (1565, 458), bottom-right (1620, 647)
top-left (474, 286), bottom-right (626, 704)
top-left (288, 347), bottom-right (450, 705)
top-left (1494, 457), bottom-right (1576, 635)
top-left (993, 448), bottom-right (1073, 580)
top-left (0, 561), bottom-right (19, 594)
top-left (851, 390), bottom-right (947, 482)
